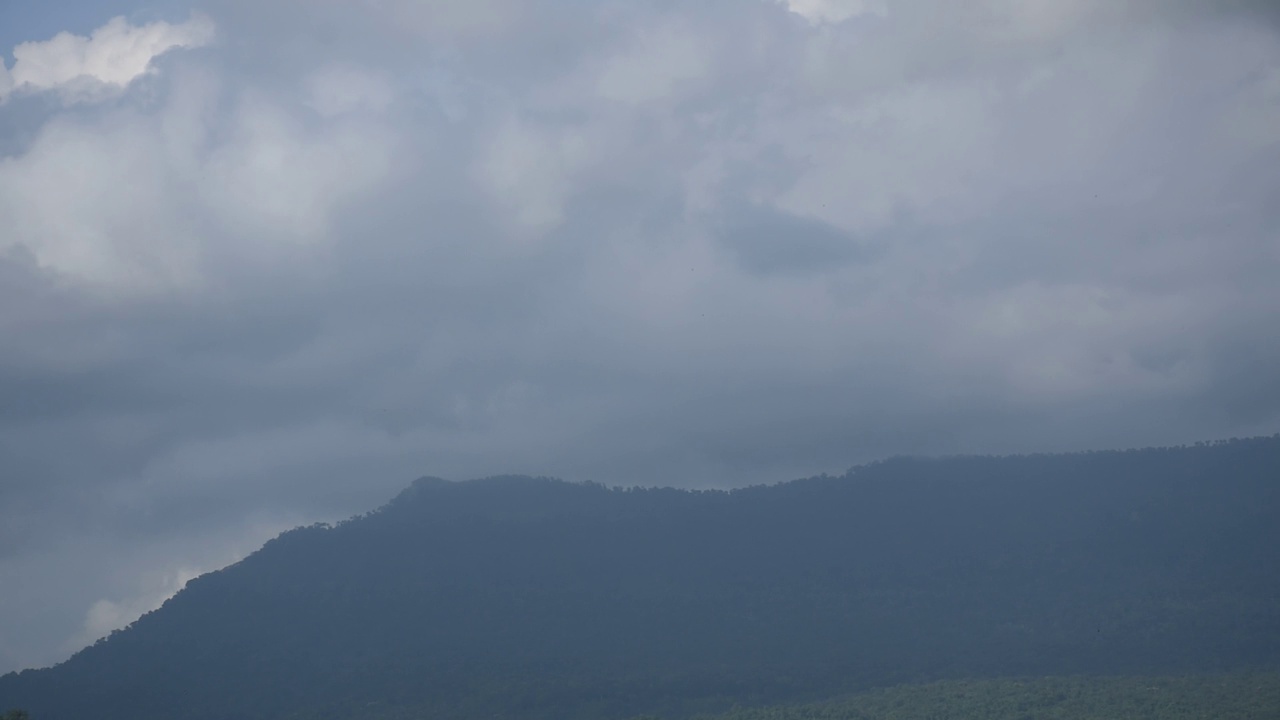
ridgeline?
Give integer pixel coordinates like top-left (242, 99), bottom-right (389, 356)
top-left (3, 437), bottom-right (1279, 719)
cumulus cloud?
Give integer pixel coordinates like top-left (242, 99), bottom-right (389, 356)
top-left (1, 0), bottom-right (1279, 675)
top-left (0, 14), bottom-right (214, 103)
top-left (0, 32), bottom-right (398, 291)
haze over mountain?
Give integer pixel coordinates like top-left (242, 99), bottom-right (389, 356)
top-left (3, 438), bottom-right (1278, 720)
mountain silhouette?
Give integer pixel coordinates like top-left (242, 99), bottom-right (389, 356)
top-left (3, 437), bottom-right (1279, 719)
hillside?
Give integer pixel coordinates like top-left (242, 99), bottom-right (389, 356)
top-left (2, 437), bottom-right (1279, 720)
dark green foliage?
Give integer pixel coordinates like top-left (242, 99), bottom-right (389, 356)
top-left (2, 711), bottom-right (30, 720)
top-left (686, 673), bottom-right (1280, 720)
top-left (2, 437), bottom-right (1279, 720)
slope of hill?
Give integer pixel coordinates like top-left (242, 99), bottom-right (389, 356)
top-left (2, 437), bottom-right (1279, 720)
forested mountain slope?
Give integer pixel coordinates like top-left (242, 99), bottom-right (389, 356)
top-left (2, 437), bottom-right (1279, 720)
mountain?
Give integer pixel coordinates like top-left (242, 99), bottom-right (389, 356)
top-left (2, 437), bottom-right (1279, 720)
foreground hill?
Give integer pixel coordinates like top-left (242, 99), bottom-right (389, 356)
top-left (2, 437), bottom-right (1279, 720)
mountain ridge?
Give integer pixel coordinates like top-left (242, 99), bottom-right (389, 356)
top-left (3, 436), bottom-right (1279, 720)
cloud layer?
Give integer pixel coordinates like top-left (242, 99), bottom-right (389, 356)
top-left (1, 0), bottom-right (1278, 673)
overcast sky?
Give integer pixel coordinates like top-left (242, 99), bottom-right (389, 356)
top-left (1, 0), bottom-right (1278, 674)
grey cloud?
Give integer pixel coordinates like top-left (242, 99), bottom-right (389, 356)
top-left (1, 0), bottom-right (1279, 674)
top-left (718, 201), bottom-right (876, 275)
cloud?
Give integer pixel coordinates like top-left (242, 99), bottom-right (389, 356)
top-left (717, 201), bottom-right (873, 275)
top-left (1, 14), bottom-right (215, 104)
top-left (0, 54), bottom-right (398, 291)
top-left (305, 65), bottom-right (395, 118)
top-left (1, 0), bottom-right (1279, 675)
top-left (472, 115), bottom-right (597, 233)
top-left (777, 0), bottom-right (888, 25)
top-left (595, 21), bottom-right (713, 105)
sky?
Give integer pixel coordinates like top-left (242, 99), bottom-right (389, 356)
top-left (1, 0), bottom-right (1279, 674)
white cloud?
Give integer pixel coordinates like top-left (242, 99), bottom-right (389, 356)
top-left (2, 14), bottom-right (215, 103)
top-left (0, 58), bottom-right (397, 292)
top-left (0, 113), bottom-right (203, 290)
top-left (778, 0), bottom-right (888, 25)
